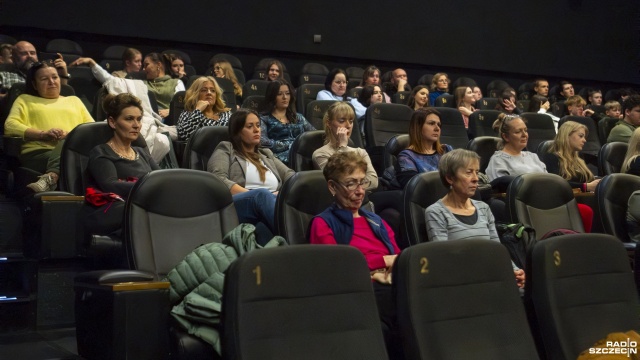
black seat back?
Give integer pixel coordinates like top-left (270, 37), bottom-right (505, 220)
top-left (403, 171), bottom-right (448, 245)
top-left (288, 130), bottom-right (326, 172)
top-left (395, 240), bottom-right (539, 360)
top-left (468, 110), bottom-right (501, 139)
top-left (124, 169), bottom-right (238, 278)
top-left (436, 107), bottom-right (470, 150)
top-left (596, 173), bottom-right (640, 242)
top-left (222, 245), bottom-right (388, 360)
top-left (527, 233), bottom-right (639, 360)
top-left (598, 142), bottom-right (628, 176)
top-left (182, 126), bottom-right (230, 170)
top-left (507, 173), bottom-right (584, 235)
top-left (466, 136), bottom-right (500, 173)
top-left (520, 112), bottom-right (556, 154)
top-left (296, 84), bottom-right (325, 116)
top-left (434, 94), bottom-right (454, 108)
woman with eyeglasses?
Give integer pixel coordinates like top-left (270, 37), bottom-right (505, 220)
top-left (350, 84), bottom-right (384, 119)
top-left (176, 76), bottom-right (232, 141)
top-left (316, 68), bottom-right (350, 101)
top-left (486, 114), bottom-right (546, 181)
top-left (429, 72), bottom-right (450, 106)
top-left (4, 61), bottom-right (94, 192)
top-left (259, 79), bottom-right (315, 164)
top-left (309, 151), bottom-right (402, 358)
top-left (312, 102), bottom-right (378, 189)
top-left (208, 109), bottom-right (294, 236)
top-left (211, 60), bottom-right (243, 105)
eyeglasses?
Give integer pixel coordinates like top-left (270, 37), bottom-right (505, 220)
top-left (214, 66), bottom-right (222, 70)
top-left (335, 178), bottom-right (371, 191)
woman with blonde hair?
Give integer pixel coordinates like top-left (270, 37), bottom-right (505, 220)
top-left (176, 76), bottom-right (232, 140)
top-left (312, 102), bottom-right (378, 189)
top-left (212, 60), bottom-right (243, 103)
top-left (540, 121), bottom-right (600, 192)
top-left (428, 72), bottom-right (450, 106)
top-left (622, 127), bottom-right (640, 175)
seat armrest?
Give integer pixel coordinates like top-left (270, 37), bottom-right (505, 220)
top-left (2, 135), bottom-right (23, 157)
top-left (75, 269), bottom-right (155, 285)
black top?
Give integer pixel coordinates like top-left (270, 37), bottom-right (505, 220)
top-left (87, 143), bottom-right (159, 199)
top-left (453, 210), bottom-right (479, 226)
top-left (539, 151), bottom-right (586, 190)
top-left (627, 157), bottom-right (640, 176)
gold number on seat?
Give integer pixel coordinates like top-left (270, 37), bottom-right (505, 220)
top-left (253, 266), bottom-right (262, 285)
top-left (420, 257), bottom-right (429, 274)
top-left (553, 251), bottom-right (561, 267)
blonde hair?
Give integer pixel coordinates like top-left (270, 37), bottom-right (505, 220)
top-left (323, 102), bottom-right (355, 147)
top-left (550, 121), bottom-right (594, 182)
top-left (430, 72), bottom-right (449, 92)
top-left (184, 76), bottom-right (228, 113)
top-left (215, 60), bottom-right (242, 97)
top-left (492, 113), bottom-right (523, 150)
top-left (622, 127), bottom-right (640, 173)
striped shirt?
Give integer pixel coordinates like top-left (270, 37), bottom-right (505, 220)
top-left (425, 199), bottom-right (518, 269)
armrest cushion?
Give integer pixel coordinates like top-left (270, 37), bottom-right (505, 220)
top-left (75, 269), bottom-right (155, 284)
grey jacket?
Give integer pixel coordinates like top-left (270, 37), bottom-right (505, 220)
top-left (207, 141), bottom-right (295, 190)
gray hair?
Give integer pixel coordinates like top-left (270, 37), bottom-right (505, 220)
top-left (438, 149), bottom-right (481, 187)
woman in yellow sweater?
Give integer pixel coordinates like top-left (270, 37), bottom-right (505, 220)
top-left (4, 61), bottom-right (94, 192)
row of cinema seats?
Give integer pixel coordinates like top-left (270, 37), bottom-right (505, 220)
top-left (71, 164), bottom-right (639, 360)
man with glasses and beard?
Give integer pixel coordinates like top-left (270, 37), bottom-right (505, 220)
top-left (0, 41), bottom-right (70, 99)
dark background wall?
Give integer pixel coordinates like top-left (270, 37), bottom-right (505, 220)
top-left (1, 0), bottom-right (638, 86)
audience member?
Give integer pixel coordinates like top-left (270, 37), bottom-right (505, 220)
top-left (208, 109), bottom-right (294, 234)
top-left (588, 89), bottom-right (603, 106)
top-left (382, 68), bottom-right (411, 98)
top-left (486, 114), bottom-right (545, 180)
top-left (540, 121), bottom-right (600, 191)
top-left (0, 44), bottom-right (12, 64)
top-left (605, 100), bottom-right (622, 119)
top-left (317, 68), bottom-right (349, 101)
top-left (4, 61), bottom-right (94, 192)
top-left (622, 127), bottom-right (640, 175)
top-left (428, 72), bottom-right (450, 106)
top-left (533, 79), bottom-right (549, 97)
top-left (455, 86), bottom-right (476, 128)
top-left (472, 86), bottom-right (483, 101)
top-left (565, 95), bottom-right (594, 117)
top-left (141, 52), bottom-right (185, 118)
top-left (73, 54), bottom-right (185, 119)
top-left (395, 108), bottom-right (453, 188)
top-left (351, 84), bottom-right (384, 119)
top-left (266, 59), bottom-right (285, 81)
top-left (312, 102), bottom-right (378, 189)
top-left (425, 149), bottom-right (525, 288)
top-left (495, 87), bottom-right (521, 115)
top-left (0, 41), bottom-right (70, 97)
top-left (176, 76), bottom-right (232, 141)
top-left (168, 53), bottom-right (189, 87)
top-left (359, 65), bottom-right (390, 102)
top-left (528, 95), bottom-right (560, 132)
top-left (557, 81), bottom-right (574, 101)
top-left (309, 151), bottom-right (402, 358)
top-left (607, 95), bottom-right (640, 143)
top-left (84, 93), bottom-right (159, 235)
top-left (406, 85), bottom-right (430, 111)
top-left (111, 47), bottom-right (142, 78)
top-left (212, 59), bottom-right (242, 104)
top-left (260, 79), bottom-right (315, 164)
top-left (487, 114), bottom-right (594, 230)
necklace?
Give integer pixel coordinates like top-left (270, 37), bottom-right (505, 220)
top-left (272, 112), bottom-right (288, 124)
top-left (108, 141), bottom-right (138, 161)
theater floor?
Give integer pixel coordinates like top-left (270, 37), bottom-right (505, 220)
top-left (0, 327), bottom-right (81, 360)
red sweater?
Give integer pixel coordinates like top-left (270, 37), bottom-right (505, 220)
top-left (309, 216), bottom-right (400, 271)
